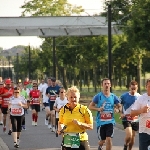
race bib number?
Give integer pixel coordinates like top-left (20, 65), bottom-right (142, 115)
top-left (32, 98), bottom-right (39, 104)
top-left (100, 112), bottom-right (112, 121)
top-left (50, 95), bottom-right (56, 101)
top-left (125, 114), bottom-right (138, 122)
top-left (146, 120), bottom-right (150, 128)
top-left (64, 134), bottom-right (80, 148)
top-left (11, 108), bottom-right (22, 115)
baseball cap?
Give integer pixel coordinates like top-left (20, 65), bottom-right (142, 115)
top-left (5, 79), bottom-right (11, 85)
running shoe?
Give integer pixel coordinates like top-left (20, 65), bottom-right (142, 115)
top-left (98, 145), bottom-right (103, 150)
top-left (22, 125), bottom-right (26, 130)
top-left (14, 143), bottom-right (19, 148)
top-left (0, 121), bottom-right (3, 125)
top-left (123, 145), bottom-right (128, 150)
top-left (32, 121), bottom-right (35, 126)
top-left (51, 127), bottom-right (55, 132)
top-left (45, 119), bottom-right (48, 125)
top-left (48, 124), bottom-right (52, 129)
top-left (35, 122), bottom-right (37, 126)
top-left (3, 127), bottom-right (6, 133)
top-left (8, 130), bottom-right (12, 135)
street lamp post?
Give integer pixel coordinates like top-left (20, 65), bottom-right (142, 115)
top-left (108, 4), bottom-right (112, 92)
top-left (16, 53), bottom-right (19, 83)
top-left (28, 45), bottom-right (31, 79)
top-left (53, 37), bottom-right (56, 78)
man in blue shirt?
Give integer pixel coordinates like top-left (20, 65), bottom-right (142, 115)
top-left (120, 80), bottom-right (140, 150)
top-left (89, 78), bottom-right (121, 150)
top-left (46, 77), bottom-right (60, 132)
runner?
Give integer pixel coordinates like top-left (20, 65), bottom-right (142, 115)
top-left (46, 77), bottom-right (60, 132)
top-left (23, 77), bottom-right (29, 86)
top-left (30, 81), bottom-right (41, 126)
top-left (23, 82), bottom-right (30, 112)
top-left (58, 86), bottom-right (93, 150)
top-left (26, 79), bottom-right (33, 91)
top-left (0, 79), bottom-right (14, 133)
top-left (53, 87), bottom-right (68, 135)
top-left (9, 87), bottom-right (28, 148)
top-left (131, 79), bottom-right (150, 150)
top-left (0, 81), bottom-right (4, 125)
top-left (120, 80), bottom-right (140, 150)
top-left (38, 79), bottom-right (47, 111)
top-left (19, 83), bottom-right (28, 130)
top-left (89, 78), bottom-right (122, 150)
top-left (40, 78), bottom-right (51, 126)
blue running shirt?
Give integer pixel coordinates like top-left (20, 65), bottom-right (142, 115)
top-left (93, 92), bottom-right (120, 127)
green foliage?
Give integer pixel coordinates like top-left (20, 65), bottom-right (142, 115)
top-left (21, 0), bottom-right (84, 16)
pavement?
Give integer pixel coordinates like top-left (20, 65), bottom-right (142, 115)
top-left (0, 109), bottom-right (139, 150)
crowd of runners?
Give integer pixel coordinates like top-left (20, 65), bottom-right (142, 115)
top-left (0, 76), bottom-right (150, 150)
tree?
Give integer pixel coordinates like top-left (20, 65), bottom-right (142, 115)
top-left (21, 0), bottom-right (84, 16)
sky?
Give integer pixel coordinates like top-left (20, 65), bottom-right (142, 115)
top-left (0, 0), bottom-right (104, 50)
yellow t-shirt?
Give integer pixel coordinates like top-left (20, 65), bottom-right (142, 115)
top-left (59, 103), bottom-right (93, 141)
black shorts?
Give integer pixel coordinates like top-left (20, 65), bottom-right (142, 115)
top-left (31, 104), bottom-right (40, 112)
top-left (62, 140), bottom-right (90, 150)
top-left (43, 102), bottom-right (49, 107)
top-left (50, 101), bottom-right (55, 111)
top-left (122, 121), bottom-right (139, 131)
top-left (1, 107), bottom-right (8, 114)
top-left (97, 123), bottom-right (114, 141)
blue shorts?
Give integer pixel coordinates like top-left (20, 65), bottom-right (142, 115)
top-left (43, 102), bottom-right (49, 107)
top-left (139, 133), bottom-right (150, 150)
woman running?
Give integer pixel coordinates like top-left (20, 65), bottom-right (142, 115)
top-left (9, 87), bottom-right (27, 148)
top-left (0, 81), bottom-right (4, 125)
top-left (53, 87), bottom-right (68, 135)
top-left (58, 86), bottom-right (93, 150)
top-left (30, 81), bottom-right (41, 126)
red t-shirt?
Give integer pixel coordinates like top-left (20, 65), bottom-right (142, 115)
top-left (30, 90), bottom-right (40, 105)
top-left (1, 87), bottom-right (14, 108)
top-left (24, 81), bottom-right (30, 85)
top-left (0, 87), bottom-right (3, 104)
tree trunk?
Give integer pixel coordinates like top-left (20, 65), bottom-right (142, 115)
top-left (137, 57), bottom-right (141, 94)
top-left (93, 68), bottom-right (97, 93)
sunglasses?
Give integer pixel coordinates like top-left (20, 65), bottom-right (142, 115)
top-left (60, 92), bottom-right (65, 93)
top-left (14, 92), bottom-right (19, 93)
top-left (33, 86), bottom-right (37, 87)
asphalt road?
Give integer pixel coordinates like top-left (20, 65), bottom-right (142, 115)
top-left (0, 109), bottom-right (139, 150)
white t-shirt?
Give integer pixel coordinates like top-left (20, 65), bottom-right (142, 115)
top-left (131, 93), bottom-right (150, 134)
top-left (38, 83), bottom-right (47, 91)
top-left (40, 83), bottom-right (49, 103)
top-left (10, 96), bottom-right (26, 116)
top-left (54, 97), bottom-right (68, 118)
